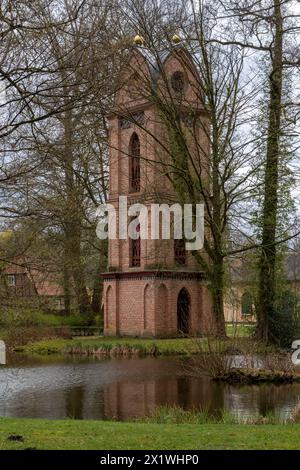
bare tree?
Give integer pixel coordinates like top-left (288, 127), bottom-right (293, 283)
top-left (0, 0), bottom-right (122, 315)
top-left (213, 0), bottom-right (300, 341)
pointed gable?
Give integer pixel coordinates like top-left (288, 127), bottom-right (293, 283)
top-left (114, 47), bottom-right (154, 110)
top-left (156, 45), bottom-right (203, 108)
top-left (114, 43), bottom-right (203, 113)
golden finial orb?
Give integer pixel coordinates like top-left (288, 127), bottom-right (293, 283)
top-left (172, 33), bottom-right (181, 44)
top-left (133, 34), bottom-right (144, 46)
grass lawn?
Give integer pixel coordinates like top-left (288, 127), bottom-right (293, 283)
top-left (0, 417), bottom-right (300, 450)
top-left (226, 323), bottom-right (255, 337)
top-left (14, 324), bottom-right (257, 356)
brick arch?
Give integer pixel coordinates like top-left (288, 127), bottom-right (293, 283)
top-left (174, 283), bottom-right (189, 298)
top-left (157, 283), bottom-right (168, 331)
top-left (105, 285), bottom-right (113, 330)
top-left (143, 283), bottom-right (152, 331)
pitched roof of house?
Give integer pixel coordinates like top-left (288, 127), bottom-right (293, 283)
top-left (3, 256), bottom-right (64, 297)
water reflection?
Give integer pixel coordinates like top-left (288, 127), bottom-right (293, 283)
top-left (0, 355), bottom-right (299, 421)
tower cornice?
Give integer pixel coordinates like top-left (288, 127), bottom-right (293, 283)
top-left (100, 270), bottom-right (204, 282)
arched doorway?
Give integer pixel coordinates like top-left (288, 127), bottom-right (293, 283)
top-left (177, 288), bottom-right (190, 335)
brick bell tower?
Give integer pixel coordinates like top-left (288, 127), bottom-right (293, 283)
top-left (102, 36), bottom-right (213, 337)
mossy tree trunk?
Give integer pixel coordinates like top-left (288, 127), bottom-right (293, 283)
top-left (256, 0), bottom-right (283, 342)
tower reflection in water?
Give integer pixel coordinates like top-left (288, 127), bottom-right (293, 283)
top-left (1, 356), bottom-right (300, 420)
top-left (63, 375), bottom-right (299, 422)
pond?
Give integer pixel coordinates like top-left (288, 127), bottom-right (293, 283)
top-left (0, 354), bottom-right (300, 421)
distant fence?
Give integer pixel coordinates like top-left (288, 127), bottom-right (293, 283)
top-left (65, 326), bottom-right (103, 337)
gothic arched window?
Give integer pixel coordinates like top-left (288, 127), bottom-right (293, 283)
top-left (130, 223), bottom-right (140, 267)
top-left (130, 133), bottom-right (140, 192)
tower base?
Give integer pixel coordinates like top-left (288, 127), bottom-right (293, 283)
top-left (102, 271), bottom-right (213, 338)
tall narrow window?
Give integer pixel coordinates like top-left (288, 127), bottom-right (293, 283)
top-left (130, 133), bottom-right (140, 192)
top-left (130, 223), bottom-right (141, 267)
top-left (7, 274), bottom-right (16, 287)
top-left (174, 239), bottom-right (186, 265)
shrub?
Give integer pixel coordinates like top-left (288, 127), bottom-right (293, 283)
top-left (94, 314), bottom-right (104, 328)
top-left (0, 308), bottom-right (92, 328)
top-left (187, 339), bottom-right (257, 379)
top-left (186, 334), bottom-right (295, 382)
top-left (0, 309), bottom-right (62, 327)
top-left (263, 352), bottom-right (295, 373)
top-left (269, 291), bottom-right (300, 348)
top-left (3, 325), bottom-right (72, 350)
top-left (60, 314), bottom-right (91, 327)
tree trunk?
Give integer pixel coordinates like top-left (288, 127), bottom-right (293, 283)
top-left (63, 258), bottom-right (71, 315)
top-left (65, 218), bottom-right (91, 315)
top-left (63, 108), bottom-right (91, 316)
top-left (71, 234), bottom-right (91, 315)
top-left (91, 265), bottom-right (103, 314)
top-left (210, 256), bottom-right (226, 338)
top-left (256, 0), bottom-right (283, 342)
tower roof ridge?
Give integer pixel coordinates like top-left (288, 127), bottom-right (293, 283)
top-left (134, 43), bottom-right (192, 86)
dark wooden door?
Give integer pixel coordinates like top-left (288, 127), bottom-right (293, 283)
top-left (177, 288), bottom-right (190, 335)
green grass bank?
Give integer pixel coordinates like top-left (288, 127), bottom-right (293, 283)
top-left (0, 417), bottom-right (300, 450)
top-left (16, 336), bottom-right (202, 356)
top-left (13, 323), bottom-right (271, 358)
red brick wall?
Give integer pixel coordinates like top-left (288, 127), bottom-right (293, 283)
top-left (104, 277), bottom-right (213, 337)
